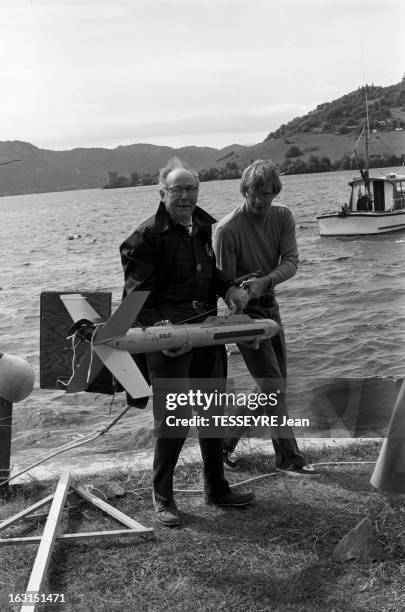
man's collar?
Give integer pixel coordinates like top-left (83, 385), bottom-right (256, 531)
top-left (154, 201), bottom-right (217, 233)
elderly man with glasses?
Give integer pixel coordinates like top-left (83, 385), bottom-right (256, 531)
top-left (120, 157), bottom-right (255, 526)
top-left (214, 159), bottom-right (317, 476)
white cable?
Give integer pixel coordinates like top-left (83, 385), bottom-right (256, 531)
top-left (128, 459), bottom-right (378, 495)
top-left (311, 460), bottom-right (376, 467)
top-left (0, 404), bottom-right (132, 488)
top-left (86, 325), bottom-right (99, 383)
top-left (0, 432), bottom-right (100, 488)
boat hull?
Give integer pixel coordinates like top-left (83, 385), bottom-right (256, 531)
top-left (317, 211), bottom-right (405, 236)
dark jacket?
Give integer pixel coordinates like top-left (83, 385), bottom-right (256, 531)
top-left (120, 202), bottom-right (232, 326)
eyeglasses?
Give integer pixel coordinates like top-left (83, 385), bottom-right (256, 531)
top-left (165, 185), bottom-right (198, 195)
top-left (245, 191), bottom-right (275, 201)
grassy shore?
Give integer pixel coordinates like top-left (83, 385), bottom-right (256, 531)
top-left (1, 440), bottom-right (405, 612)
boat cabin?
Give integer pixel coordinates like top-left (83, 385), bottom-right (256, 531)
top-left (348, 173), bottom-right (405, 213)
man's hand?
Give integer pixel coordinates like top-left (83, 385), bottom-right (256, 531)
top-left (238, 338), bottom-right (261, 350)
top-left (152, 321), bottom-right (193, 357)
top-left (240, 277), bottom-right (269, 300)
top-left (225, 286), bottom-right (249, 314)
top-left (161, 342), bottom-right (192, 358)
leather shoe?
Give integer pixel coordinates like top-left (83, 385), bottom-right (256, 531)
top-left (206, 489), bottom-right (255, 507)
top-left (152, 491), bottom-right (181, 526)
top-left (275, 464), bottom-right (321, 477)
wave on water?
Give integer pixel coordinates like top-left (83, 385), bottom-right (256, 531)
top-left (0, 169), bottom-right (404, 470)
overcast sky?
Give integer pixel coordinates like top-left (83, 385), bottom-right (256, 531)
top-left (0, 0), bottom-right (403, 151)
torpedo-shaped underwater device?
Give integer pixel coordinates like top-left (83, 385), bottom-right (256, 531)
top-left (60, 291), bottom-right (279, 399)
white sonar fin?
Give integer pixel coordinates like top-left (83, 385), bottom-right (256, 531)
top-left (95, 291), bottom-right (149, 342)
top-left (93, 344), bottom-right (151, 399)
top-left (60, 294), bottom-right (103, 324)
top-left (65, 348), bottom-right (104, 393)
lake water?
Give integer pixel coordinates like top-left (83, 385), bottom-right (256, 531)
top-left (1, 168), bottom-right (404, 475)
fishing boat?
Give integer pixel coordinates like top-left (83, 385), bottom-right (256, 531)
top-left (317, 89), bottom-right (405, 236)
top-left (317, 172), bottom-right (405, 236)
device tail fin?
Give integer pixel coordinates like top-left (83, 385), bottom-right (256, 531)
top-left (60, 294), bottom-right (103, 324)
top-left (93, 345), bottom-right (151, 399)
top-left (65, 344), bottom-right (151, 400)
top-left (95, 292), bottom-right (149, 342)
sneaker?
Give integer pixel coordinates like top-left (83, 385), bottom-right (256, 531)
top-left (206, 490), bottom-right (255, 507)
top-left (275, 464), bottom-right (321, 477)
top-left (152, 491), bottom-right (182, 526)
top-left (223, 450), bottom-right (239, 470)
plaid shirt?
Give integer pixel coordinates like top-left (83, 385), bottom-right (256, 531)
top-left (120, 202), bottom-right (232, 325)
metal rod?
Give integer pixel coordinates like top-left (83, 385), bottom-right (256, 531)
top-left (0, 397), bottom-right (12, 490)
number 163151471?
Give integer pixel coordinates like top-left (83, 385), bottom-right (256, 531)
top-left (9, 592), bottom-right (65, 604)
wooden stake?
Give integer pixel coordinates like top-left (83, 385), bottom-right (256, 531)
top-left (0, 471), bottom-right (153, 612)
top-left (72, 485), bottom-right (149, 531)
top-left (0, 494), bottom-right (54, 532)
top-left (0, 528), bottom-right (152, 545)
top-left (20, 472), bottom-right (71, 612)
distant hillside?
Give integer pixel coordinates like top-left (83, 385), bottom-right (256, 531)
top-left (0, 78), bottom-right (404, 196)
top-left (208, 130), bottom-right (404, 178)
top-left (265, 79), bottom-right (405, 138)
top-left (212, 79), bottom-right (404, 177)
top-left (0, 141), bottom-right (218, 197)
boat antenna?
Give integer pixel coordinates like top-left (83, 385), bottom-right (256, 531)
top-left (353, 125), bottom-right (366, 176)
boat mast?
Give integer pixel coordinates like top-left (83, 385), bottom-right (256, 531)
top-left (353, 85), bottom-right (372, 208)
top-left (364, 84), bottom-right (370, 184)
top-left (362, 84), bottom-right (374, 208)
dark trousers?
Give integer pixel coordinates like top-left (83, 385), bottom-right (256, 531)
top-left (224, 304), bottom-right (306, 468)
top-left (146, 345), bottom-right (230, 504)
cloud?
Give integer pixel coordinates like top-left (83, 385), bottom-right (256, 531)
top-left (0, 0), bottom-right (403, 149)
